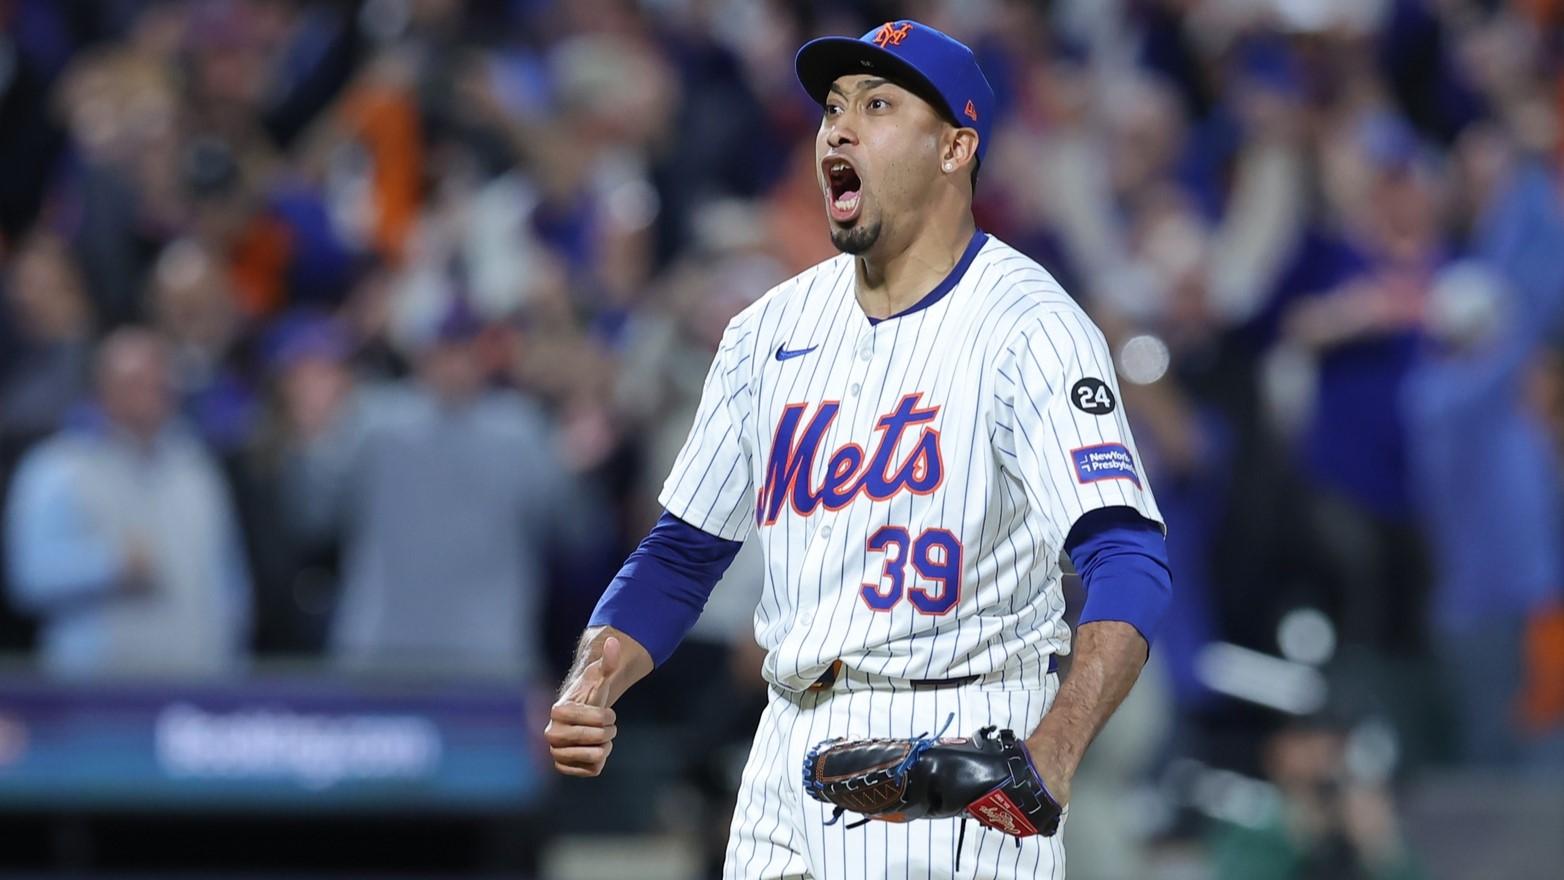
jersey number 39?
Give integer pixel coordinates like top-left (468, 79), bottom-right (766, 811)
top-left (860, 525), bottom-right (962, 615)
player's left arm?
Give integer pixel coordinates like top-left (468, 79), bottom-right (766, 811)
top-left (1025, 620), bottom-right (1146, 806)
top-left (1025, 509), bottom-right (1171, 806)
top-left (997, 306), bottom-right (1174, 807)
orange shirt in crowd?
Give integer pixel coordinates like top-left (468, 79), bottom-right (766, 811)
top-left (338, 83), bottom-right (423, 264)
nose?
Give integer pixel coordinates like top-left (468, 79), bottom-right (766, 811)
top-left (826, 114), bottom-right (858, 149)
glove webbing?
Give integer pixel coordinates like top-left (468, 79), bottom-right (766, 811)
top-left (815, 713), bottom-right (954, 828)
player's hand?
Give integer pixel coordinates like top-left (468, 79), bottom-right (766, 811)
top-left (545, 636), bottom-right (623, 777)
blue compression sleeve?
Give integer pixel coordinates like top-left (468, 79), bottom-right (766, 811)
top-left (588, 511), bottom-right (743, 666)
top-left (1065, 507), bottom-right (1173, 645)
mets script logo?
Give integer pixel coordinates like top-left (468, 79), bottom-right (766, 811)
top-left (873, 22), bottom-right (914, 47)
top-left (756, 393), bottom-right (943, 526)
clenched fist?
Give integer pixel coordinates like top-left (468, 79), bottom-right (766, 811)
top-left (545, 635), bottom-right (624, 777)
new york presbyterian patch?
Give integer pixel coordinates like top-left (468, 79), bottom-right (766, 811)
top-left (1071, 443), bottom-right (1141, 488)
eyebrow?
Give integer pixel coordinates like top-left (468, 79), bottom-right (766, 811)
top-left (827, 77), bottom-right (892, 98)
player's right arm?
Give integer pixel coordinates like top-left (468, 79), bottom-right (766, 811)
top-left (546, 511), bottom-right (744, 776)
top-left (546, 320), bottom-right (757, 777)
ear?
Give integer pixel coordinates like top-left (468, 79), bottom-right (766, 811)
top-left (940, 128), bottom-right (980, 178)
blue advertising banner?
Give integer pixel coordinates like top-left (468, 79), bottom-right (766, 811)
top-left (0, 676), bottom-right (545, 812)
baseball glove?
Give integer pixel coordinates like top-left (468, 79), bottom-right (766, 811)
top-left (801, 716), bottom-right (1062, 839)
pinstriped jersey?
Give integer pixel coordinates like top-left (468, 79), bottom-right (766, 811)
top-left (660, 231), bottom-right (1164, 692)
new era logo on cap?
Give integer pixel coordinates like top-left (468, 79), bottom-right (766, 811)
top-left (964, 100), bottom-right (978, 122)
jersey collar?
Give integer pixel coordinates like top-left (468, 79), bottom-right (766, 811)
top-left (865, 228), bottom-right (989, 325)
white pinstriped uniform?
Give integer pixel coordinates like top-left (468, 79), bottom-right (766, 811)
top-left (661, 232), bottom-right (1163, 879)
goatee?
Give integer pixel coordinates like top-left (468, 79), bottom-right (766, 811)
top-left (831, 221), bottom-right (882, 255)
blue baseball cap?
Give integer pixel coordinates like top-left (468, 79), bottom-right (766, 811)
top-left (796, 20), bottom-right (996, 164)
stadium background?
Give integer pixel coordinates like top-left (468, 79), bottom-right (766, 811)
top-left (1, 0), bottom-right (1563, 877)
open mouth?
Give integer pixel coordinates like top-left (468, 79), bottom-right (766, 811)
top-left (824, 157), bottom-right (863, 223)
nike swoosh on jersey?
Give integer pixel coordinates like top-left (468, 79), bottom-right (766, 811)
top-left (775, 344), bottom-right (819, 361)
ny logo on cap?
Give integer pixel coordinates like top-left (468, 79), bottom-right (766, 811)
top-left (873, 21), bottom-right (913, 47)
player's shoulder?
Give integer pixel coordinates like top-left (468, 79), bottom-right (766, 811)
top-left (968, 235), bottom-right (1077, 312)
top-left (968, 235), bottom-right (1100, 340)
top-left (719, 253), bottom-right (853, 349)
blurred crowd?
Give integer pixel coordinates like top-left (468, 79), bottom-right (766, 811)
top-left (4, 0), bottom-right (1564, 876)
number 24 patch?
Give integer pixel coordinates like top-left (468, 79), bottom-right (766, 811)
top-left (1071, 378), bottom-right (1116, 415)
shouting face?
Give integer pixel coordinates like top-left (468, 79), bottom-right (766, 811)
top-left (816, 74), bottom-right (958, 256)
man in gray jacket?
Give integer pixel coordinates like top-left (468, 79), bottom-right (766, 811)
top-left (282, 308), bottom-right (600, 681)
top-left (5, 329), bottom-right (252, 677)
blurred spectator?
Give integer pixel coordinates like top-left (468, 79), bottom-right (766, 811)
top-left (54, 28), bottom-right (185, 327)
top-left (148, 237), bottom-right (258, 453)
top-left (318, 54), bottom-right (423, 265)
top-left (0, 0), bottom-right (73, 240)
top-left (3, 327), bottom-right (252, 677)
top-left (1274, 112), bottom-right (1443, 659)
top-left (281, 301), bottom-right (603, 680)
top-left (1209, 713), bottom-right (1427, 880)
top-left (1533, 331), bottom-right (1564, 509)
top-left (1522, 331), bottom-right (1564, 746)
top-left (0, 230), bottom-right (98, 653)
top-left (1405, 155), bottom-right (1564, 768)
top-left (0, 232), bottom-right (96, 450)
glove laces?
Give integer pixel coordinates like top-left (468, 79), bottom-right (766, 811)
top-left (819, 714), bottom-right (956, 830)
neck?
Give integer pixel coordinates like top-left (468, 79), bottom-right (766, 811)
top-left (108, 420), bottom-right (163, 453)
top-left (854, 212), bottom-right (976, 320)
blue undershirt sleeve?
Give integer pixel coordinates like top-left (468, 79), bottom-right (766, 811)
top-left (1064, 506), bottom-right (1173, 646)
top-left (587, 510), bottom-right (744, 666)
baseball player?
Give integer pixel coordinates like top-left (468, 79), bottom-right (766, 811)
top-left (546, 20), bottom-right (1173, 878)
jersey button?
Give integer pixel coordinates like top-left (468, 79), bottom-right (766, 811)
top-left (819, 525), bottom-right (832, 538)
top-left (859, 348), bottom-right (872, 362)
top-left (849, 383), bottom-right (861, 396)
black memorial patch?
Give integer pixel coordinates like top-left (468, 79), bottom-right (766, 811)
top-left (1070, 378), bottom-right (1117, 415)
